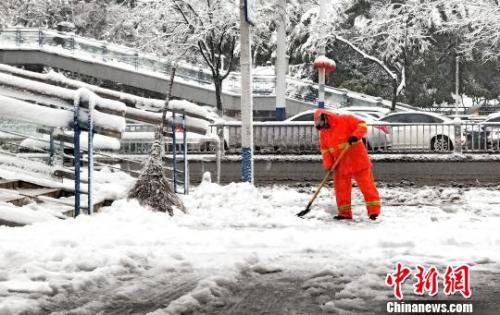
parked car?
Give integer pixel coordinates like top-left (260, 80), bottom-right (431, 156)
top-left (378, 112), bottom-right (465, 152)
top-left (341, 106), bottom-right (391, 119)
top-left (465, 112), bottom-right (500, 151)
top-left (286, 109), bottom-right (392, 151)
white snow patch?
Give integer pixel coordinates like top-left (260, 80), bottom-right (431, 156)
top-left (0, 183), bottom-right (499, 314)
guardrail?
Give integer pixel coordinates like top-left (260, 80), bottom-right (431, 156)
top-left (0, 27), bottom-right (419, 111)
top-left (118, 121), bottom-right (500, 155)
top-left (0, 28), bottom-right (276, 96)
top-left (206, 122), bottom-right (500, 155)
top-left (462, 122), bottom-right (500, 153)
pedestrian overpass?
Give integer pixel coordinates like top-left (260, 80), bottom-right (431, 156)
top-left (0, 28), bottom-right (416, 119)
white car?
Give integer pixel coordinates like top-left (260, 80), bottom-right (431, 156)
top-left (286, 109), bottom-right (392, 151)
top-left (340, 106), bottom-right (392, 119)
top-left (378, 112), bottom-right (465, 152)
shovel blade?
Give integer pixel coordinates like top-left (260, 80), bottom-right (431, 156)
top-left (296, 206), bottom-right (311, 218)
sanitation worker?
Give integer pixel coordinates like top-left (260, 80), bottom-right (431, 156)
top-left (314, 109), bottom-right (381, 220)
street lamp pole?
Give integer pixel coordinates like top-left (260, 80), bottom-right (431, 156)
top-left (318, 0), bottom-right (327, 108)
top-left (275, 0), bottom-right (287, 120)
top-left (455, 55), bottom-right (460, 117)
top-left (240, 0), bottom-right (254, 183)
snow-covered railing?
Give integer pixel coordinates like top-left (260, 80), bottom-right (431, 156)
top-left (0, 94), bottom-right (124, 138)
top-left (0, 27), bottom-right (417, 110)
top-left (0, 69), bottom-right (209, 135)
top-left (0, 28), bottom-right (275, 96)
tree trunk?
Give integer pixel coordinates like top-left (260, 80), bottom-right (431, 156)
top-left (214, 78), bottom-right (223, 117)
top-left (391, 79), bottom-right (398, 112)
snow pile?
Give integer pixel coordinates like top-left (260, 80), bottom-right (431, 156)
top-left (0, 182), bottom-right (499, 314)
top-left (0, 203), bottom-right (58, 226)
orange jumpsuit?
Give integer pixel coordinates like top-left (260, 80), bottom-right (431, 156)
top-left (314, 109), bottom-right (381, 218)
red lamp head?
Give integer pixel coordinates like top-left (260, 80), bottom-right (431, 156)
top-left (314, 56), bottom-right (336, 73)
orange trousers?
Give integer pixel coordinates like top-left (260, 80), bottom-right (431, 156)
top-left (334, 167), bottom-right (381, 218)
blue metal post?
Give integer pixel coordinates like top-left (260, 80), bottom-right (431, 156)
top-left (49, 128), bottom-right (55, 166)
top-left (73, 98), bottom-right (81, 217)
top-left (172, 111), bottom-right (177, 193)
top-left (182, 113), bottom-right (188, 195)
top-left (240, 0), bottom-right (254, 183)
top-left (87, 106), bottom-right (94, 215)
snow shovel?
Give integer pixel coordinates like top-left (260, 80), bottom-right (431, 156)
top-left (296, 145), bottom-right (350, 218)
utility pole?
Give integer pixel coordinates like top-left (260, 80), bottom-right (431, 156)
top-left (318, 0), bottom-right (327, 108)
top-left (314, 0), bottom-right (335, 109)
top-left (455, 55), bottom-right (460, 116)
top-left (275, 0), bottom-right (287, 121)
top-left (240, 0), bottom-right (254, 183)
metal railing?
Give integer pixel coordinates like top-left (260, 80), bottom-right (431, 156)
top-left (0, 28), bottom-right (275, 97)
top-left (209, 122), bottom-right (392, 154)
top-left (462, 122), bottom-right (500, 153)
top-left (204, 121), bottom-right (500, 154)
top-left (0, 27), bottom-right (417, 110)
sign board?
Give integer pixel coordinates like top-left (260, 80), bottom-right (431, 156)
top-left (244, 0), bottom-right (256, 26)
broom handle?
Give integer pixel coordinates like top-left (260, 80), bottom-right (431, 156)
top-left (306, 145), bottom-right (350, 208)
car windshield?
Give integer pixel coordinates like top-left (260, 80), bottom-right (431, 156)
top-left (381, 113), bottom-right (444, 123)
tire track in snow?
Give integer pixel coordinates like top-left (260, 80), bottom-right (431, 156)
top-left (205, 273), bottom-right (323, 315)
top-left (29, 271), bottom-right (202, 315)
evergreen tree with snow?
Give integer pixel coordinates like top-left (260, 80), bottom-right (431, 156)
top-left (128, 141), bottom-right (186, 216)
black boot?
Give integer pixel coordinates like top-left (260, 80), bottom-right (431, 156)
top-left (334, 215), bottom-right (352, 220)
top-left (369, 214), bottom-right (378, 220)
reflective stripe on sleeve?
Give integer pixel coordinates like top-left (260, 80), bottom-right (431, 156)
top-left (320, 147), bottom-right (335, 154)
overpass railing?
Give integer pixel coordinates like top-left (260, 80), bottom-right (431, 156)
top-left (0, 28), bottom-right (276, 96)
top-left (0, 27), bottom-right (414, 110)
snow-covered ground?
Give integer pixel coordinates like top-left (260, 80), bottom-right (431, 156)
top-left (1, 179), bottom-right (499, 314)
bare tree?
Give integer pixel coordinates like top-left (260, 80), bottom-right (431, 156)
top-left (166, 0), bottom-right (239, 117)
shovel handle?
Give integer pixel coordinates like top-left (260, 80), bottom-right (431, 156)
top-left (298, 145), bottom-right (350, 217)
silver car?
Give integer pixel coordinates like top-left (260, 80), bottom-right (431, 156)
top-left (285, 109), bottom-right (392, 151)
top-left (378, 112), bottom-right (465, 152)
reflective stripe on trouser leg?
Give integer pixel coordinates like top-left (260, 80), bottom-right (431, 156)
top-left (353, 168), bottom-right (381, 216)
top-left (334, 171), bottom-right (353, 218)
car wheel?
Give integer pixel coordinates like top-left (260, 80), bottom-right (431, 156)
top-left (362, 138), bottom-right (372, 151)
top-left (431, 135), bottom-right (453, 152)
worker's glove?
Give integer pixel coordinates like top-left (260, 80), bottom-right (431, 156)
top-left (347, 136), bottom-right (359, 145)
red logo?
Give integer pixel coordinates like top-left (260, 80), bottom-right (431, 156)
top-left (385, 264), bottom-right (471, 300)
top-left (443, 265), bottom-right (471, 298)
top-left (414, 265), bottom-right (439, 296)
top-left (385, 263), bottom-right (412, 300)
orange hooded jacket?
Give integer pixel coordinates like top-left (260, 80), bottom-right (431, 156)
top-left (314, 109), bottom-right (371, 175)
